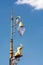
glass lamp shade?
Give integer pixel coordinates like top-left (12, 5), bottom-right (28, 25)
top-left (12, 56), bottom-right (20, 64)
top-left (12, 58), bottom-right (19, 64)
top-left (17, 26), bottom-right (25, 36)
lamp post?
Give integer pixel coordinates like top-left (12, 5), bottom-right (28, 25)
top-left (9, 9), bottom-right (25, 65)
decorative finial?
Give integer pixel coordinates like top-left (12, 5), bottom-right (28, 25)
top-left (14, 44), bottom-right (23, 58)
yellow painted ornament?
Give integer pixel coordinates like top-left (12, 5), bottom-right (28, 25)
top-left (19, 22), bottom-right (23, 27)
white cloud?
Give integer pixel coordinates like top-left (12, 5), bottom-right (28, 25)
top-left (15, 0), bottom-right (43, 10)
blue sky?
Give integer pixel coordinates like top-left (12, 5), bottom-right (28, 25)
top-left (0, 0), bottom-right (43, 65)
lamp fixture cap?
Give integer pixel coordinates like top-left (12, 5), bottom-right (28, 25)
top-left (19, 22), bottom-right (24, 27)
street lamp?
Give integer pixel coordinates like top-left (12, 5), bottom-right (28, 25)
top-left (18, 22), bottom-right (25, 36)
top-left (10, 9), bottom-right (25, 65)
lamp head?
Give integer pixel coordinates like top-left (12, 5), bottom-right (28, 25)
top-left (17, 23), bottom-right (25, 36)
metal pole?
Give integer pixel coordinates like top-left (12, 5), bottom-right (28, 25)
top-left (9, 9), bottom-right (14, 65)
top-left (11, 9), bottom-right (14, 39)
